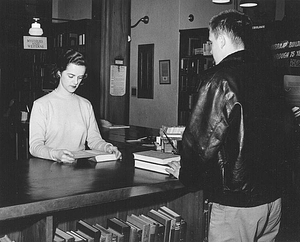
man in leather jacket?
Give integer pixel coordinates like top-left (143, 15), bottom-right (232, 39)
top-left (167, 9), bottom-right (295, 241)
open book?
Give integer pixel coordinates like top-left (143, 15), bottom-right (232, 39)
top-left (72, 149), bottom-right (117, 162)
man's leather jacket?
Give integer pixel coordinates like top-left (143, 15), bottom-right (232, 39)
top-left (179, 50), bottom-right (295, 207)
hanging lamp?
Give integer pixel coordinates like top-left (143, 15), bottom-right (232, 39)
top-left (212, 0), bottom-right (230, 3)
top-left (29, 18), bottom-right (43, 36)
top-left (240, 0), bottom-right (258, 7)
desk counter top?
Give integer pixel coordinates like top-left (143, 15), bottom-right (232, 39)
top-left (0, 126), bottom-right (184, 221)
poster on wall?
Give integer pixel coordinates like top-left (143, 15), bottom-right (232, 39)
top-left (110, 65), bottom-right (126, 96)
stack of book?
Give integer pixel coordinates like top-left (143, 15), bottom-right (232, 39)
top-left (133, 150), bottom-right (180, 175)
top-left (53, 206), bottom-right (186, 242)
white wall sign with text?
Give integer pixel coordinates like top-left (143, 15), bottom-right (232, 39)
top-left (23, 36), bottom-right (47, 50)
top-left (110, 65), bottom-right (127, 96)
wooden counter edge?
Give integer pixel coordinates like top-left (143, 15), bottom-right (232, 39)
top-left (0, 179), bottom-right (185, 221)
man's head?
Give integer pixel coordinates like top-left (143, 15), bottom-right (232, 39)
top-left (208, 9), bottom-right (252, 64)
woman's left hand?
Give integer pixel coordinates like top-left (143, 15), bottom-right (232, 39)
top-left (106, 145), bottom-right (122, 160)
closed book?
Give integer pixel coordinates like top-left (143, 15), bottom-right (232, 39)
top-left (126, 214), bottom-right (150, 242)
top-left (94, 153), bottom-right (117, 162)
top-left (107, 227), bottom-right (125, 242)
top-left (138, 215), bottom-right (158, 242)
top-left (76, 220), bottom-right (101, 242)
top-left (147, 209), bottom-right (171, 242)
top-left (54, 234), bottom-right (66, 242)
top-left (133, 150), bottom-right (180, 165)
top-left (159, 207), bottom-right (182, 242)
top-left (157, 210), bottom-right (175, 242)
top-left (107, 217), bottom-right (130, 242)
top-left (76, 230), bottom-right (94, 242)
top-left (67, 231), bottom-right (85, 242)
top-left (55, 228), bottom-right (75, 242)
top-left (72, 149), bottom-right (117, 162)
top-left (93, 224), bottom-right (112, 242)
top-left (126, 221), bottom-right (142, 242)
top-left (139, 214), bottom-right (164, 242)
top-left (135, 160), bottom-right (169, 175)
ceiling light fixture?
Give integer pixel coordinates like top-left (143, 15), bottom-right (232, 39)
top-left (29, 18), bottom-right (43, 36)
top-left (240, 0), bottom-right (258, 7)
top-left (212, 0), bottom-right (230, 3)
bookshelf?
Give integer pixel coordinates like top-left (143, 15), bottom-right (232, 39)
top-left (178, 28), bottom-right (214, 125)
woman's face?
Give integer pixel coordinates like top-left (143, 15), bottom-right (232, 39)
top-left (59, 63), bottom-right (86, 94)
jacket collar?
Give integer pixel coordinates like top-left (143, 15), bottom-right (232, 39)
top-left (219, 50), bottom-right (257, 66)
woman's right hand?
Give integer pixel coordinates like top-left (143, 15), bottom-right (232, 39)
top-left (51, 149), bottom-right (75, 163)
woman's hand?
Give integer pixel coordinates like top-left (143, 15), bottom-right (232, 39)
top-left (51, 149), bottom-right (76, 163)
top-left (166, 160), bottom-right (181, 179)
top-left (106, 145), bottom-right (122, 160)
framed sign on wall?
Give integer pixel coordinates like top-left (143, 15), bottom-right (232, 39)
top-left (159, 60), bottom-right (171, 84)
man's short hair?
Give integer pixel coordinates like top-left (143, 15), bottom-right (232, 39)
top-left (209, 9), bottom-right (253, 48)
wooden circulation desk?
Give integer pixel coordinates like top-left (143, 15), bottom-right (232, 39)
top-left (0, 126), bottom-right (204, 241)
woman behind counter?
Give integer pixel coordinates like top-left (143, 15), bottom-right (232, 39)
top-left (29, 49), bottom-right (121, 163)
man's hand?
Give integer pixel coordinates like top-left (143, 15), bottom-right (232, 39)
top-left (166, 160), bottom-right (181, 179)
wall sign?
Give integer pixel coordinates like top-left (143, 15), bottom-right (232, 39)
top-left (159, 60), bottom-right (171, 84)
top-left (23, 36), bottom-right (47, 50)
top-left (110, 65), bottom-right (127, 96)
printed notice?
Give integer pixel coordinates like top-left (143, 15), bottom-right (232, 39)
top-left (110, 65), bottom-right (126, 96)
top-left (23, 36), bottom-right (47, 50)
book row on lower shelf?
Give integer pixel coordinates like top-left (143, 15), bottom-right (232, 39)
top-left (54, 206), bottom-right (187, 242)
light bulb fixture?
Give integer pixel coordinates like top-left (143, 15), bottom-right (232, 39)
top-left (212, 0), bottom-right (230, 3)
top-left (240, 0), bottom-right (258, 7)
top-left (29, 18), bottom-right (43, 36)
top-left (131, 16), bottom-right (149, 28)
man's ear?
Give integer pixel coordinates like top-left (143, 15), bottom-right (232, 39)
top-left (218, 34), bottom-right (226, 49)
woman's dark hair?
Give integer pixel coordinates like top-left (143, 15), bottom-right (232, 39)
top-left (51, 49), bottom-right (87, 82)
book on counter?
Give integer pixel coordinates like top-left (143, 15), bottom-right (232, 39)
top-left (76, 220), bottom-right (101, 242)
top-left (133, 150), bottom-right (180, 165)
top-left (107, 217), bottom-right (130, 242)
top-left (55, 228), bottom-right (75, 242)
top-left (134, 159), bottom-right (170, 175)
top-left (72, 149), bottom-right (117, 162)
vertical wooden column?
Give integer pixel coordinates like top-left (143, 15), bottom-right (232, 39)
top-left (92, 0), bottom-right (131, 125)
